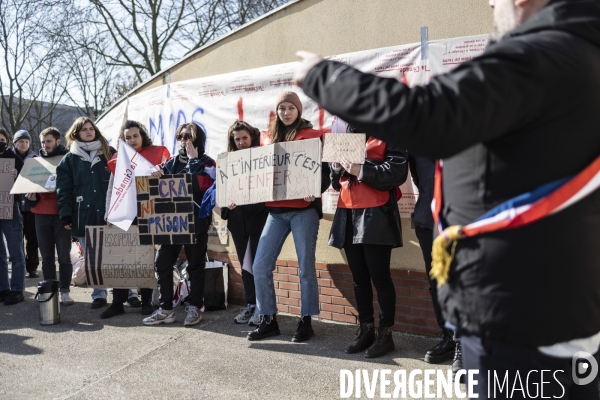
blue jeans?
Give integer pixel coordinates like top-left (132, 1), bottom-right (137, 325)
top-left (253, 207), bottom-right (320, 316)
top-left (0, 203), bottom-right (26, 292)
top-left (77, 237), bottom-right (137, 300)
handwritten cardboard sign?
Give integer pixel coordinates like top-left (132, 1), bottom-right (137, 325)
top-left (84, 225), bottom-right (156, 289)
top-left (322, 133), bottom-right (366, 164)
top-left (0, 159), bottom-right (15, 219)
top-left (216, 138), bottom-right (322, 207)
top-left (10, 156), bottom-right (63, 194)
top-left (135, 174), bottom-right (196, 245)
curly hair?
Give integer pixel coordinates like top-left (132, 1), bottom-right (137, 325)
top-left (118, 120), bottom-right (153, 149)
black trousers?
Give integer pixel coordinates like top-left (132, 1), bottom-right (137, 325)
top-left (155, 232), bottom-right (208, 310)
top-left (230, 231), bottom-right (260, 305)
top-left (463, 335), bottom-right (600, 399)
top-left (343, 210), bottom-right (395, 327)
top-left (414, 225), bottom-right (445, 330)
top-left (22, 210), bottom-right (39, 273)
top-left (112, 288), bottom-right (153, 305)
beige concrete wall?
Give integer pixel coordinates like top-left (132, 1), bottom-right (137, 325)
top-left (125, 0), bottom-right (493, 270)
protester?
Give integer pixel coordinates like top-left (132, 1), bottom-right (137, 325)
top-left (247, 91), bottom-right (331, 342)
top-left (329, 124), bottom-right (407, 357)
top-left (99, 120), bottom-right (170, 319)
top-left (295, 0), bottom-right (600, 396)
top-left (221, 120), bottom-right (267, 326)
top-left (0, 128), bottom-right (25, 305)
top-left (56, 117), bottom-right (115, 309)
top-left (142, 122), bottom-right (215, 327)
top-left (408, 154), bottom-right (460, 374)
top-left (13, 130), bottom-right (40, 279)
top-left (24, 128), bottom-right (74, 305)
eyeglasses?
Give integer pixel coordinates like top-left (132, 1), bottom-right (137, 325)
top-left (177, 134), bottom-right (191, 141)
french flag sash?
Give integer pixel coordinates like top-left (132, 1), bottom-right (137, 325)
top-left (430, 154), bottom-right (600, 286)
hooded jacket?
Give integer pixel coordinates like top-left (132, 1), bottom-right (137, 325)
top-left (302, 0), bottom-right (600, 345)
top-left (25, 145), bottom-right (68, 215)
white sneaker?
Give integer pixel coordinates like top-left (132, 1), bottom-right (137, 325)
top-left (142, 308), bottom-right (176, 325)
top-left (184, 305), bottom-right (202, 326)
top-left (248, 311), bottom-right (261, 327)
top-left (234, 304), bottom-right (256, 324)
top-left (61, 293), bottom-right (75, 306)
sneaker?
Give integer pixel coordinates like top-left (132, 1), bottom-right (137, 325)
top-left (127, 296), bottom-right (142, 307)
top-left (4, 291), bottom-right (24, 306)
top-left (143, 308), bottom-right (176, 325)
top-left (248, 312), bottom-right (261, 327)
top-left (184, 305), bottom-right (202, 326)
top-left (61, 293), bottom-right (75, 306)
top-left (292, 316), bottom-right (314, 342)
top-left (247, 314), bottom-right (280, 340)
top-left (91, 298), bottom-right (107, 309)
top-left (234, 304), bottom-right (255, 324)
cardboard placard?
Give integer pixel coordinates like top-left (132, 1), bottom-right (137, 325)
top-left (135, 174), bottom-right (196, 245)
top-left (0, 159), bottom-right (15, 219)
top-left (10, 156), bottom-right (63, 194)
top-left (216, 138), bottom-right (322, 207)
top-left (84, 225), bottom-right (156, 289)
top-left (208, 217), bottom-right (228, 246)
top-left (322, 133), bottom-right (366, 164)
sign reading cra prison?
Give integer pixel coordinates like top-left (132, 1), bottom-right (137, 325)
top-left (136, 174), bottom-right (196, 245)
top-left (0, 159), bottom-right (15, 219)
top-left (216, 138), bottom-right (322, 207)
top-left (84, 225), bottom-right (156, 289)
top-left (10, 156), bottom-right (62, 194)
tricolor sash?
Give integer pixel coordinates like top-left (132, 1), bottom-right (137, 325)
top-left (430, 154), bottom-right (600, 286)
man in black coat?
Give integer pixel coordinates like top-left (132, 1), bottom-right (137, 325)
top-left (295, 0), bottom-right (600, 397)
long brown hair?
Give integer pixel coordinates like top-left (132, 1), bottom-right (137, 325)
top-left (118, 120), bottom-right (152, 149)
top-left (65, 116), bottom-right (111, 158)
top-left (267, 115), bottom-right (302, 144)
top-left (227, 120), bottom-right (260, 152)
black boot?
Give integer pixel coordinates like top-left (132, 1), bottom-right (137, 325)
top-left (100, 303), bottom-right (125, 319)
top-left (345, 323), bottom-right (375, 354)
top-left (424, 329), bottom-right (456, 364)
top-left (247, 314), bottom-right (281, 341)
top-left (452, 338), bottom-right (465, 383)
top-left (292, 316), bottom-right (314, 342)
top-left (365, 326), bottom-right (395, 358)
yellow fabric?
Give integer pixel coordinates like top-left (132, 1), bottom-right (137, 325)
top-left (430, 225), bottom-right (462, 287)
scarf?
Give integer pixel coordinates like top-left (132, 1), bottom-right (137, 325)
top-left (70, 140), bottom-right (103, 168)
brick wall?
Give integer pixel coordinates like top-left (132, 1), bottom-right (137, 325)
top-left (208, 251), bottom-right (440, 337)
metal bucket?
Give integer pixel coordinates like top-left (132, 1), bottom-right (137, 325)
top-left (35, 280), bottom-right (60, 325)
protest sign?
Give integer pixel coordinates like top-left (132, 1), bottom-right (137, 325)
top-left (136, 174), bottom-right (196, 245)
top-left (208, 217), bottom-right (228, 246)
top-left (0, 159), bottom-right (15, 219)
top-left (10, 156), bottom-right (62, 194)
top-left (216, 138), bottom-right (322, 207)
top-left (322, 133), bottom-right (366, 164)
top-left (84, 225), bottom-right (156, 289)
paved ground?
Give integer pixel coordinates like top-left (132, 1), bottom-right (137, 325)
top-left (0, 276), bottom-right (463, 400)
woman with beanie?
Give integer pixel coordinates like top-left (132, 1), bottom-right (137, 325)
top-left (221, 120), bottom-right (268, 326)
top-left (100, 120), bottom-right (170, 319)
top-left (56, 117), bottom-right (115, 309)
top-left (142, 122), bottom-right (215, 327)
top-left (329, 124), bottom-right (408, 358)
top-left (247, 91), bottom-right (330, 342)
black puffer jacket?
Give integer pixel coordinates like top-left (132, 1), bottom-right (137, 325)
top-left (328, 138), bottom-right (407, 249)
top-left (303, 0), bottom-right (600, 346)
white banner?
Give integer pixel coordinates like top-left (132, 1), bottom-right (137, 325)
top-left (107, 140), bottom-right (158, 231)
top-left (99, 34), bottom-right (489, 217)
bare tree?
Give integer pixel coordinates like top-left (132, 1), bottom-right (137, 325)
top-left (0, 0), bottom-right (72, 135)
top-left (76, 0), bottom-right (287, 83)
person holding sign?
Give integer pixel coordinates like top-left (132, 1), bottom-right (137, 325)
top-left (0, 128), bottom-right (26, 306)
top-left (56, 117), bottom-right (115, 309)
top-left (248, 91), bottom-right (331, 342)
top-left (101, 120), bottom-right (170, 319)
top-left (221, 120), bottom-right (267, 326)
top-left (142, 122), bottom-right (215, 327)
top-left (24, 128), bottom-right (74, 306)
top-left (329, 125), bottom-right (407, 358)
